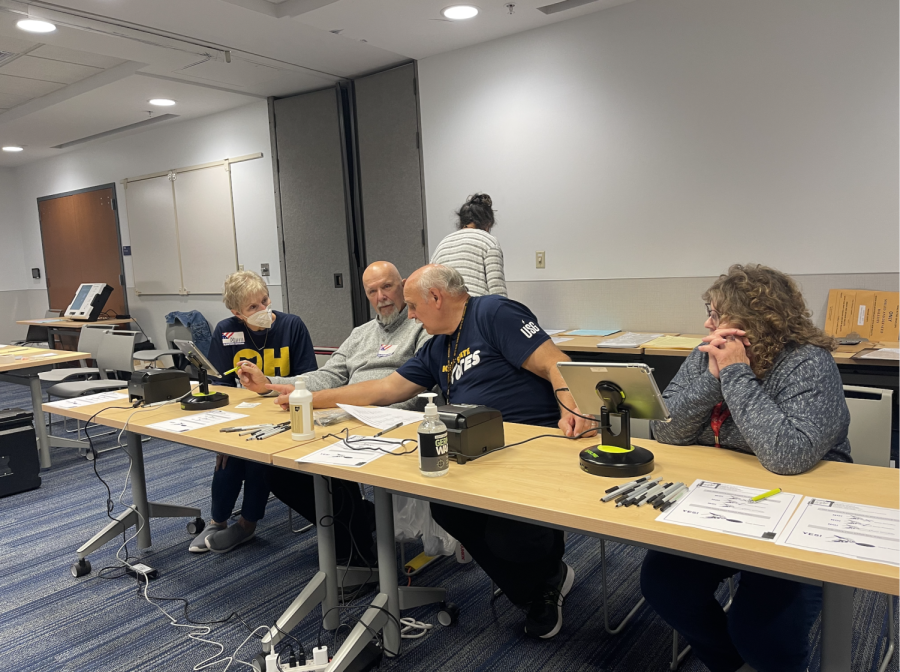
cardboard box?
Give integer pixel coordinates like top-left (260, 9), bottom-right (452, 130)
top-left (824, 289), bottom-right (899, 341)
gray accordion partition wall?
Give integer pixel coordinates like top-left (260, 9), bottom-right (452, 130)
top-left (269, 63), bottom-right (429, 348)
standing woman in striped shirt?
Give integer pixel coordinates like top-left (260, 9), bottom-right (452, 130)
top-left (430, 193), bottom-right (507, 297)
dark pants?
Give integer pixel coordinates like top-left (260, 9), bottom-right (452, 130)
top-left (268, 467), bottom-right (376, 564)
top-left (211, 456), bottom-right (270, 523)
top-left (430, 502), bottom-right (565, 606)
top-left (640, 550), bottom-right (822, 672)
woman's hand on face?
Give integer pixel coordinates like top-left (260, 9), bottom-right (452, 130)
top-left (702, 328), bottom-right (750, 348)
top-left (699, 334), bottom-right (751, 376)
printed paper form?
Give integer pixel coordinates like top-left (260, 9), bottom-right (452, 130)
top-left (776, 498), bottom-right (899, 566)
top-left (643, 335), bottom-right (704, 350)
top-left (858, 348), bottom-right (900, 360)
top-left (297, 435), bottom-right (410, 468)
top-left (656, 480), bottom-right (802, 541)
top-left (337, 404), bottom-right (423, 430)
top-left (598, 333), bottom-right (664, 348)
top-left (543, 329), bottom-right (566, 336)
top-left (45, 391), bottom-right (129, 409)
top-left (146, 410), bottom-right (248, 434)
top-left (552, 337), bottom-right (573, 345)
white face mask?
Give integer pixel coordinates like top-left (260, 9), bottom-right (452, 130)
top-left (244, 306), bottom-right (274, 329)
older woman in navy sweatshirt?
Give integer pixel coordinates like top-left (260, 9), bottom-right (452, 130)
top-left (642, 264), bottom-right (851, 672)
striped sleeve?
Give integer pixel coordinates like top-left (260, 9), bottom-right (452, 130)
top-left (431, 230), bottom-right (507, 297)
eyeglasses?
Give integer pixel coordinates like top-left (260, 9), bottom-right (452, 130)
top-left (705, 303), bottom-right (720, 328)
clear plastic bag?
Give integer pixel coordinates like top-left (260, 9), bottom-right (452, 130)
top-left (314, 408), bottom-right (353, 426)
top-left (393, 495), bottom-right (458, 557)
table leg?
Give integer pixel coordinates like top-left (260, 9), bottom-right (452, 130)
top-left (821, 583), bottom-right (853, 672)
top-left (124, 430), bottom-right (153, 549)
top-left (28, 374), bottom-right (52, 469)
top-left (314, 474), bottom-right (340, 630)
top-left (374, 487), bottom-right (401, 657)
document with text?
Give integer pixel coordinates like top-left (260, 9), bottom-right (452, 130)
top-left (44, 391), bottom-right (129, 409)
top-left (656, 480), bottom-right (802, 541)
top-left (775, 497), bottom-right (899, 566)
top-left (146, 410), bottom-right (247, 434)
top-left (296, 435), bottom-right (410, 468)
top-left (337, 404), bottom-right (423, 430)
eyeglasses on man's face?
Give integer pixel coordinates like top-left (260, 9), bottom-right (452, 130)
top-left (705, 303), bottom-right (721, 328)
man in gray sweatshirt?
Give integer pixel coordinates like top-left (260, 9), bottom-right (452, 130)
top-left (235, 261), bottom-right (429, 563)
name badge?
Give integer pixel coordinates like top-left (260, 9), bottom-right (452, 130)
top-left (377, 344), bottom-right (397, 358)
top-left (222, 332), bottom-right (245, 346)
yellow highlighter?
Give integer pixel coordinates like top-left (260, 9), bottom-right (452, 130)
top-left (222, 362), bottom-right (247, 376)
top-left (750, 488), bottom-right (782, 503)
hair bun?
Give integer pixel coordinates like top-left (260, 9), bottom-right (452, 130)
top-left (469, 193), bottom-right (492, 208)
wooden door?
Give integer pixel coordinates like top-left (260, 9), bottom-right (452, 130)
top-left (38, 186), bottom-right (127, 317)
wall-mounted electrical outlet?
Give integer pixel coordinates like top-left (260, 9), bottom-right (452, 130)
top-left (261, 263), bottom-right (270, 277)
top-left (536, 251), bottom-right (546, 269)
top-left (238, 264), bottom-right (244, 271)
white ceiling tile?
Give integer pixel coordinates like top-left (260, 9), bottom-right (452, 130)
top-left (0, 91), bottom-right (29, 108)
top-left (0, 73), bottom-right (66, 97)
top-left (0, 35), bottom-right (41, 55)
top-left (29, 44), bottom-right (126, 69)
top-left (0, 56), bottom-right (102, 84)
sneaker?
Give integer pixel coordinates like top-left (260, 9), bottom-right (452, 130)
top-left (188, 522), bottom-right (226, 553)
top-left (205, 524), bottom-right (256, 553)
top-left (524, 561), bottom-right (575, 639)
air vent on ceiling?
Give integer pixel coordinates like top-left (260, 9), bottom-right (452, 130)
top-left (0, 51), bottom-right (19, 67)
top-left (537, 0), bottom-right (602, 14)
top-left (51, 114), bottom-right (179, 149)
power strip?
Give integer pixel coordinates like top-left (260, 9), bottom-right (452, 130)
top-left (266, 646), bottom-right (329, 671)
top-left (125, 563), bottom-right (159, 580)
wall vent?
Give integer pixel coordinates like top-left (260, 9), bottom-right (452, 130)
top-left (51, 114), bottom-right (179, 149)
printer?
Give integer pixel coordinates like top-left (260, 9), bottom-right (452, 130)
top-left (129, 369), bottom-right (191, 405)
top-left (437, 404), bottom-right (504, 464)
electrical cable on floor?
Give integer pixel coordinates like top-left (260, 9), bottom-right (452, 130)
top-left (399, 617), bottom-right (433, 639)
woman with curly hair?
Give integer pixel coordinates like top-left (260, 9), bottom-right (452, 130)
top-left (640, 263), bottom-right (851, 672)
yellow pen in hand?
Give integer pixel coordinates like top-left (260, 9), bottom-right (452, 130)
top-left (222, 362), bottom-right (247, 376)
top-left (749, 487), bottom-right (782, 503)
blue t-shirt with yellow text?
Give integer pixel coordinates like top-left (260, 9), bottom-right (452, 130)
top-left (396, 295), bottom-right (558, 427)
top-left (208, 311), bottom-right (316, 387)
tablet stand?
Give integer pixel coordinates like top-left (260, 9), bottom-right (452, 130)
top-left (579, 381), bottom-right (654, 477)
top-left (180, 363), bottom-right (229, 410)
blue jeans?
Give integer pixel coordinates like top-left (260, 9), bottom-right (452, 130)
top-left (211, 456), bottom-right (270, 524)
top-left (640, 550), bottom-right (822, 672)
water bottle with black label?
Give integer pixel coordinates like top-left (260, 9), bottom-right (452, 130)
top-left (418, 392), bottom-right (448, 477)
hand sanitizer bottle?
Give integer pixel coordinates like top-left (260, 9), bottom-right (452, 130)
top-left (289, 378), bottom-right (315, 441)
top-left (418, 392), bottom-right (449, 477)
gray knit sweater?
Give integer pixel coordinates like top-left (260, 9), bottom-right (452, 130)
top-left (430, 229), bottom-right (507, 297)
top-left (651, 344), bottom-right (851, 475)
top-left (271, 306), bottom-right (430, 411)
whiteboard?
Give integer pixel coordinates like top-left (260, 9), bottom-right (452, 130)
top-left (125, 175), bottom-right (182, 295)
top-left (173, 164), bottom-right (238, 294)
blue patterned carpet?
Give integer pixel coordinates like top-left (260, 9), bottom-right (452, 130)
top-left (0, 379), bottom-right (896, 672)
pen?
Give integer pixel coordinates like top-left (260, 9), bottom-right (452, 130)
top-left (222, 362), bottom-right (247, 376)
top-left (220, 424), bottom-right (268, 433)
top-left (257, 426), bottom-right (289, 440)
top-left (604, 476), bottom-right (648, 495)
top-left (601, 480), bottom-right (647, 503)
top-left (616, 478), bottom-right (662, 507)
top-left (636, 482), bottom-right (669, 507)
top-left (660, 488), bottom-right (688, 512)
top-left (750, 488), bottom-right (782, 503)
top-left (644, 482), bottom-right (675, 506)
top-left (252, 427), bottom-right (281, 440)
top-left (373, 421), bottom-right (404, 437)
top-left (654, 483), bottom-right (686, 509)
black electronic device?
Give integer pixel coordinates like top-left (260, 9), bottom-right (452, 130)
top-left (437, 404), bottom-right (504, 465)
top-left (173, 340), bottom-right (230, 410)
top-left (0, 408), bottom-right (41, 497)
top-left (128, 369), bottom-right (191, 405)
top-left (64, 283), bottom-right (113, 321)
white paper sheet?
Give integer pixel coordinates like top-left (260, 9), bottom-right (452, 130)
top-left (858, 348), bottom-right (900, 360)
top-left (296, 435), bottom-right (410, 468)
top-left (552, 337), bottom-right (573, 345)
top-left (145, 410), bottom-right (248, 434)
top-left (775, 497), bottom-right (900, 566)
top-left (336, 404), bottom-right (423, 430)
top-left (597, 332), bottom-right (664, 348)
top-left (656, 480), bottom-right (802, 541)
top-left (235, 402), bottom-right (261, 409)
top-left (44, 391), bottom-right (130, 409)
top-left (543, 329), bottom-right (566, 336)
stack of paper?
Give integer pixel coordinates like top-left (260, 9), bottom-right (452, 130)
top-left (643, 335), bottom-right (704, 350)
top-left (597, 333), bottom-right (663, 348)
top-left (146, 410), bottom-right (248, 434)
top-left (337, 404), bottom-right (423, 430)
top-left (858, 348), bottom-right (900, 360)
top-left (566, 329), bottom-right (620, 337)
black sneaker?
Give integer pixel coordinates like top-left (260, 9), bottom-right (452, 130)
top-left (524, 562), bottom-right (575, 639)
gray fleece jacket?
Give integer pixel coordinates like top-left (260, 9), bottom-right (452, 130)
top-left (271, 306), bottom-right (430, 411)
top-left (651, 344), bottom-right (851, 475)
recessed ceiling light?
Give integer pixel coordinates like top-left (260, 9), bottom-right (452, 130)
top-left (16, 19), bottom-right (56, 33)
top-left (442, 5), bottom-right (479, 19)
top-left (149, 98), bottom-right (176, 107)
top-left (2, 146), bottom-right (24, 152)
